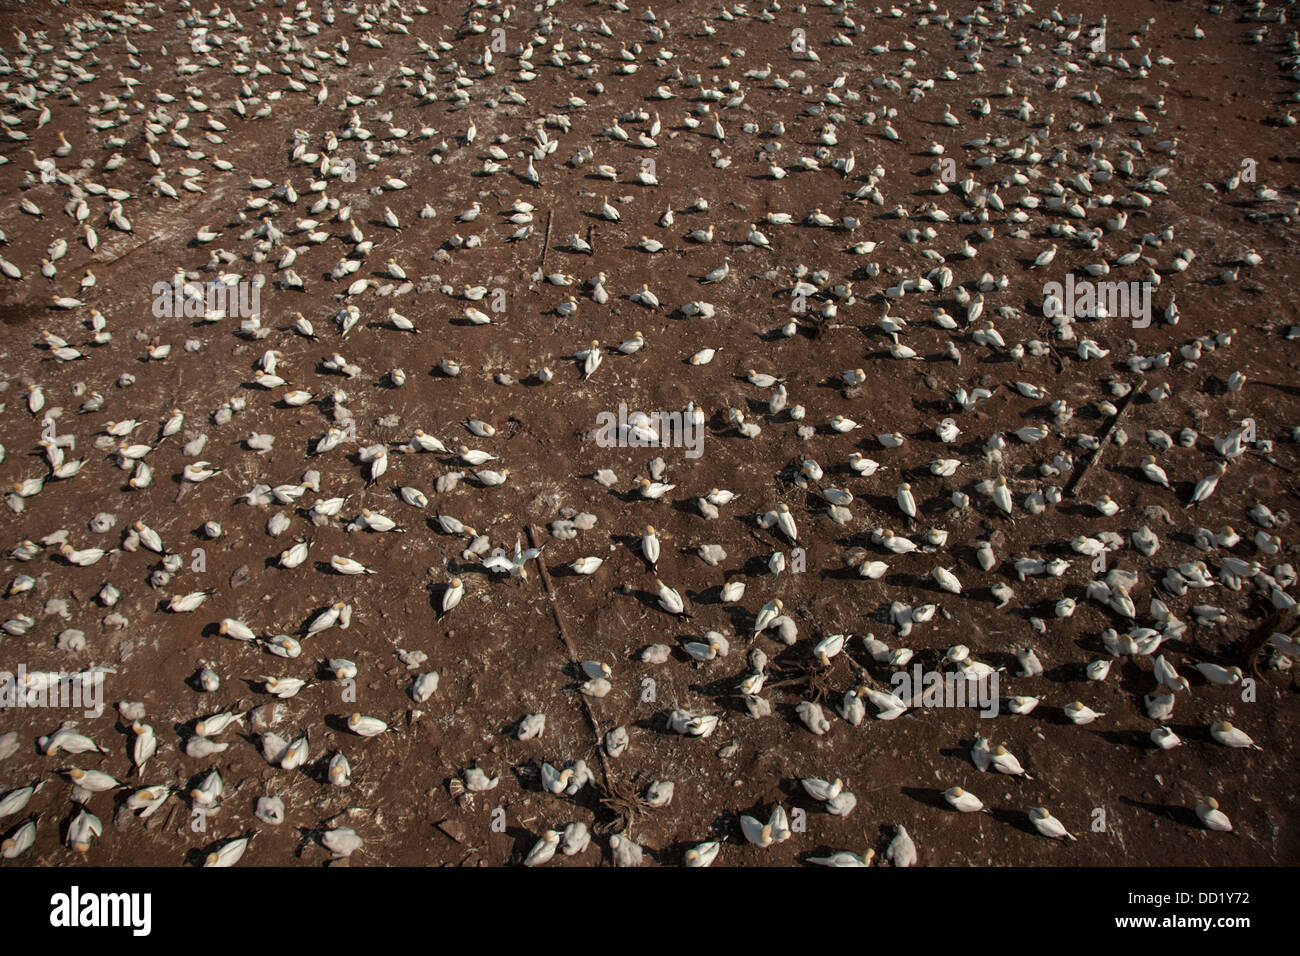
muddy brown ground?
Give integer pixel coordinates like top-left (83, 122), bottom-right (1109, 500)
top-left (0, 0), bottom-right (1296, 866)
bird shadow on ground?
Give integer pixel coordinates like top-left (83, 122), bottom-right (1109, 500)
top-left (292, 829), bottom-right (335, 865)
top-left (1121, 796), bottom-right (1199, 829)
top-left (171, 718), bottom-right (202, 743)
top-left (300, 756), bottom-right (333, 787)
top-left (546, 562), bottom-right (584, 579)
top-left (990, 807), bottom-right (1040, 837)
top-left (943, 739), bottom-right (979, 766)
top-left (872, 823), bottom-right (903, 859)
top-left (322, 714), bottom-right (352, 735)
top-left (500, 826), bottom-right (540, 864)
top-left (688, 684), bottom-right (749, 718)
top-left (313, 661), bottom-right (342, 681)
top-left (622, 586), bottom-right (671, 616)
top-left (983, 648), bottom-right (1023, 673)
top-left (1088, 727), bottom-right (1154, 751)
top-left (1114, 660), bottom-right (1158, 698)
top-left (1040, 662), bottom-right (1083, 685)
top-left (902, 785), bottom-right (951, 812)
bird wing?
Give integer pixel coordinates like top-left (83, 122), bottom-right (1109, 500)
top-left (739, 815), bottom-right (767, 845)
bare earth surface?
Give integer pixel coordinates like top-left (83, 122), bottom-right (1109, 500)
top-left (0, 0), bottom-right (1297, 867)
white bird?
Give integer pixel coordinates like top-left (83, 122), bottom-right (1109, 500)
top-left (1029, 807), bottom-right (1077, 841)
top-left (684, 841), bottom-right (720, 867)
top-left (1195, 797), bottom-right (1233, 832)
top-left (944, 787), bottom-right (990, 813)
top-left (897, 483), bottom-right (917, 519)
top-left (1210, 721), bottom-right (1260, 750)
top-left (1140, 455), bottom-right (1171, 488)
top-left (740, 805), bottom-right (791, 847)
top-left (654, 579), bottom-right (685, 615)
top-left (442, 577), bottom-right (464, 614)
top-left (1063, 701), bottom-right (1105, 724)
top-left (754, 599), bottom-right (782, 636)
top-left (1151, 726), bottom-right (1182, 750)
top-left (1188, 463), bottom-right (1227, 506)
top-left (886, 825), bottom-right (917, 866)
top-left (204, 836), bottom-right (252, 868)
top-left (347, 713), bottom-right (388, 737)
top-left (330, 555), bottom-right (375, 575)
top-left (522, 829), bottom-right (561, 866)
top-left (808, 850), bottom-right (873, 867)
top-left (641, 525), bottom-right (661, 566)
top-left (991, 745), bottom-right (1032, 779)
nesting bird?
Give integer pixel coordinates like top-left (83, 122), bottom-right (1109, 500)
top-left (0, 0), bottom-right (1288, 874)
